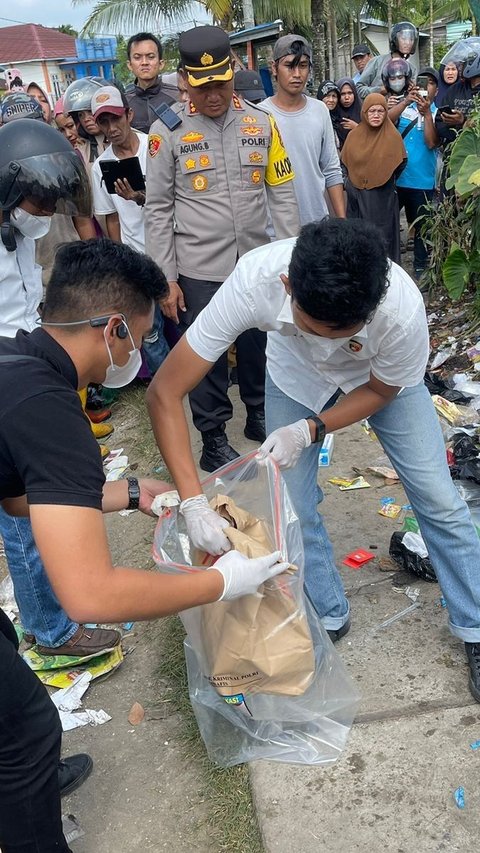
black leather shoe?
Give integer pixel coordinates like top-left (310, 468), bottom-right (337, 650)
top-left (244, 409), bottom-right (266, 443)
top-left (327, 617), bottom-right (351, 644)
top-left (465, 642), bottom-right (480, 702)
top-left (199, 426), bottom-right (239, 473)
top-left (58, 753), bottom-right (93, 797)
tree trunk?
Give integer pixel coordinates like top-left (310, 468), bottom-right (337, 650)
top-left (387, 1), bottom-right (393, 32)
top-left (325, 0), bottom-right (333, 79)
top-left (331, 7), bottom-right (338, 79)
top-left (311, 0), bottom-right (326, 85)
top-left (357, 12), bottom-right (362, 44)
top-left (429, 0), bottom-right (434, 66)
top-left (242, 0), bottom-right (254, 30)
top-left (349, 15), bottom-right (355, 78)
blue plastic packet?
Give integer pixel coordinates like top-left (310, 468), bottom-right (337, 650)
top-left (454, 786), bottom-right (465, 808)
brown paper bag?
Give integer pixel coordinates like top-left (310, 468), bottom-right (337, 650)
top-left (195, 495), bottom-right (315, 698)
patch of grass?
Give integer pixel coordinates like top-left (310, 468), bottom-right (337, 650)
top-left (110, 385), bottom-right (171, 479)
top-left (156, 616), bottom-right (264, 853)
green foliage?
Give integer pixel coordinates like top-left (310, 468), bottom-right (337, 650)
top-left (113, 35), bottom-right (131, 84)
top-left (56, 24), bottom-right (79, 36)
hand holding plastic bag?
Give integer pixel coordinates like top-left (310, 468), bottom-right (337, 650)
top-left (257, 419), bottom-right (311, 469)
top-left (180, 494), bottom-right (230, 554)
top-left (214, 550), bottom-right (289, 600)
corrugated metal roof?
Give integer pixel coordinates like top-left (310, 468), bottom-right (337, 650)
top-left (0, 23), bottom-right (76, 63)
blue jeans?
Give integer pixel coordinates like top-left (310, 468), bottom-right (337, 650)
top-left (142, 305), bottom-right (170, 375)
top-left (265, 374), bottom-right (480, 641)
top-left (0, 508), bottom-right (78, 647)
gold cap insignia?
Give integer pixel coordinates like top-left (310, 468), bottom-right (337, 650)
top-left (200, 52), bottom-right (214, 66)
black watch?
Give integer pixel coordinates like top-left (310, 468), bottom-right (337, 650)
top-left (308, 416), bottom-right (326, 445)
top-left (127, 477), bottom-right (140, 510)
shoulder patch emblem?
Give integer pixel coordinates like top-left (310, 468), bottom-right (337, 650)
top-left (241, 126), bottom-right (263, 136)
top-left (181, 130), bottom-right (204, 143)
top-left (251, 169), bottom-right (262, 184)
top-left (348, 339), bottom-right (363, 353)
top-left (242, 115), bottom-right (257, 124)
top-left (199, 154), bottom-right (211, 167)
top-left (192, 174), bottom-right (208, 191)
top-left (148, 134), bottom-right (162, 157)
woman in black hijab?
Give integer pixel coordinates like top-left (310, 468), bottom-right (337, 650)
top-left (331, 77), bottom-right (362, 149)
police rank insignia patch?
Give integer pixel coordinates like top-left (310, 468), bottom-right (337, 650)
top-left (241, 126), bottom-right (263, 136)
top-left (251, 170), bottom-right (262, 184)
top-left (182, 131), bottom-right (204, 143)
top-left (199, 155), bottom-right (211, 167)
top-left (185, 158), bottom-right (196, 169)
top-left (249, 151), bottom-right (263, 163)
top-left (148, 134), bottom-right (162, 157)
top-left (242, 115), bottom-right (257, 123)
top-left (192, 174), bottom-right (208, 191)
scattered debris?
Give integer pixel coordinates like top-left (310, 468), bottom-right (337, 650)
top-left (51, 671), bottom-right (112, 732)
top-left (328, 476), bottom-right (371, 490)
top-left (62, 814), bottom-right (84, 843)
top-left (470, 739), bottom-right (480, 750)
top-left (128, 701), bottom-right (145, 725)
top-left (378, 503), bottom-right (402, 519)
top-left (374, 602), bottom-right (421, 630)
top-left (453, 786), bottom-right (465, 809)
top-left (342, 549), bottom-right (375, 569)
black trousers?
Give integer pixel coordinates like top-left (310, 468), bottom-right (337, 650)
top-left (0, 608), bottom-right (71, 853)
top-left (177, 275), bottom-right (266, 433)
top-left (396, 187), bottom-right (435, 273)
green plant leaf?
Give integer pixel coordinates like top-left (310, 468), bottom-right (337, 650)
top-left (442, 247), bottom-right (470, 300)
top-left (449, 154), bottom-right (480, 198)
top-left (446, 129), bottom-right (480, 190)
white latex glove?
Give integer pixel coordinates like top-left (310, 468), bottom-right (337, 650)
top-left (256, 419), bottom-right (311, 469)
top-left (213, 550), bottom-right (290, 600)
top-left (180, 494), bottom-right (230, 554)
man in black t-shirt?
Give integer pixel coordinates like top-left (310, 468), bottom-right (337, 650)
top-left (0, 237), bottom-right (287, 852)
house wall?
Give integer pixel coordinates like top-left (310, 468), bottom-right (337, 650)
top-left (1, 59), bottom-right (73, 105)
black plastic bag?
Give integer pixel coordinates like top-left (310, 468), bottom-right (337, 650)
top-left (389, 531), bottom-right (437, 583)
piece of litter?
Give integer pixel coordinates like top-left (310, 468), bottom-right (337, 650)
top-left (151, 490), bottom-right (181, 515)
top-left (342, 549), bottom-right (375, 569)
top-left (378, 503), bottom-right (402, 519)
top-left (405, 585), bottom-right (420, 602)
top-left (123, 621), bottom-right (134, 631)
top-left (328, 476), bottom-right (370, 490)
top-left (60, 708), bottom-right (111, 732)
top-left (128, 701), bottom-right (145, 725)
top-left (119, 509), bottom-right (137, 516)
top-left (62, 814), bottom-right (84, 843)
top-left (374, 602), bottom-right (420, 630)
top-left (51, 671), bottom-right (92, 713)
top-left (454, 786), bottom-right (465, 809)
top-left (105, 454), bottom-right (129, 481)
top-left (380, 496), bottom-right (395, 506)
top-left (470, 739), bottom-right (480, 750)
top-left (439, 596), bottom-right (447, 608)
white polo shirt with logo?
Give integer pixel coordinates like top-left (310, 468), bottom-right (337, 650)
top-left (186, 237), bottom-right (430, 412)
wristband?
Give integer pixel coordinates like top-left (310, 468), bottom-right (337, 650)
top-left (308, 416), bottom-right (326, 445)
top-left (127, 477), bottom-right (140, 510)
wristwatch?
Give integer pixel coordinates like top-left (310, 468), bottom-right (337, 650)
top-left (127, 477), bottom-right (140, 510)
top-left (308, 416), bottom-right (326, 445)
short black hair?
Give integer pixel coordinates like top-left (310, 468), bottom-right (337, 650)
top-left (288, 219), bottom-right (389, 328)
top-left (42, 238), bottom-right (168, 324)
top-left (127, 32), bottom-right (162, 60)
top-left (276, 40), bottom-right (311, 69)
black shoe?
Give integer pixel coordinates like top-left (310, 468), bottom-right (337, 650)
top-left (199, 426), bottom-right (240, 473)
top-left (465, 642), bottom-right (480, 702)
top-left (327, 617), bottom-right (351, 644)
top-left (58, 754), bottom-right (93, 797)
top-left (244, 409), bottom-right (266, 443)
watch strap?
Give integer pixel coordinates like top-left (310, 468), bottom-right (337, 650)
top-left (308, 416), bottom-right (326, 445)
top-left (127, 477), bottom-right (140, 510)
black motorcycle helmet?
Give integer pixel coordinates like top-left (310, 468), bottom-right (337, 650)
top-left (381, 58), bottom-right (412, 96)
top-left (63, 76), bottom-right (107, 114)
top-left (390, 22), bottom-right (418, 58)
top-left (463, 51), bottom-right (480, 80)
top-left (0, 119), bottom-right (92, 250)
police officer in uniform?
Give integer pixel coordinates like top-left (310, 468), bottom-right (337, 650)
top-left (145, 25), bottom-right (299, 472)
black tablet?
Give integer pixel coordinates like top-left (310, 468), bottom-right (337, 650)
top-left (99, 156), bottom-right (146, 194)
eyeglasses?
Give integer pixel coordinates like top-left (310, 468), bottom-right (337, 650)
top-left (367, 108), bottom-right (386, 116)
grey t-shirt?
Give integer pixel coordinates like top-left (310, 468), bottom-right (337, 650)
top-left (262, 96), bottom-right (343, 225)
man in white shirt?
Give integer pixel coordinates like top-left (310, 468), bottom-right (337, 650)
top-left (262, 34), bottom-right (345, 224)
top-left (90, 85), bottom-right (169, 373)
top-left (147, 218), bottom-right (480, 704)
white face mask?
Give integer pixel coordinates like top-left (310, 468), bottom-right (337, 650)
top-left (389, 77), bottom-right (406, 94)
top-left (298, 330), bottom-right (350, 358)
top-left (11, 207), bottom-right (52, 240)
top-left (103, 321), bottom-right (142, 388)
